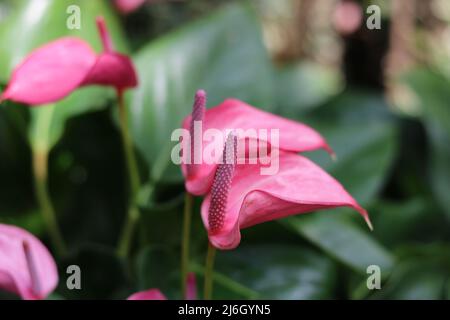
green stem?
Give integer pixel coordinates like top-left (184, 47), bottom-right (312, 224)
top-left (181, 192), bottom-right (193, 297)
top-left (116, 90), bottom-right (141, 257)
top-left (203, 242), bottom-right (217, 300)
top-left (32, 147), bottom-right (67, 256)
top-left (191, 263), bottom-right (259, 299)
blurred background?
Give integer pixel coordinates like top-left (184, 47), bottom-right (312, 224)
top-left (0, 0), bottom-right (449, 299)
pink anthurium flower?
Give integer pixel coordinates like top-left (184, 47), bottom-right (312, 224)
top-left (181, 91), bottom-right (334, 196)
top-left (114, 0), bottom-right (147, 14)
top-left (200, 135), bottom-right (372, 250)
top-left (127, 288), bottom-right (167, 300)
top-left (127, 272), bottom-right (197, 300)
top-left (0, 224), bottom-right (58, 300)
top-left (0, 17), bottom-right (137, 105)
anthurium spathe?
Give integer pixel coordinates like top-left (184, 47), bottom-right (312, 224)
top-left (127, 272), bottom-right (197, 300)
top-left (114, 0), bottom-right (147, 14)
top-left (201, 137), bottom-right (372, 250)
top-left (127, 289), bottom-right (167, 300)
top-left (0, 224), bottom-right (58, 300)
top-left (0, 17), bottom-right (137, 105)
top-left (181, 91), bottom-right (334, 196)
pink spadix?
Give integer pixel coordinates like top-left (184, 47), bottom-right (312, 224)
top-left (187, 90), bottom-right (206, 178)
top-left (208, 133), bottom-right (237, 234)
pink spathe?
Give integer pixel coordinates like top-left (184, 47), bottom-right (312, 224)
top-left (201, 152), bottom-right (372, 250)
top-left (114, 0), bottom-right (147, 14)
top-left (0, 224), bottom-right (58, 300)
top-left (127, 288), bottom-right (167, 300)
top-left (127, 272), bottom-right (197, 300)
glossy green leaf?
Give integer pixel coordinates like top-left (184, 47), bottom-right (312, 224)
top-left (403, 69), bottom-right (450, 220)
top-left (135, 246), bottom-right (185, 299)
top-left (278, 93), bottom-right (397, 275)
top-left (274, 62), bottom-right (343, 117)
top-left (129, 3), bottom-right (274, 184)
top-left (27, 89), bottom-right (111, 150)
top-left (303, 91), bottom-right (398, 205)
top-left (56, 244), bottom-right (129, 299)
top-left (214, 245), bottom-right (338, 299)
top-left (282, 211), bottom-right (394, 275)
top-left (369, 245), bottom-right (450, 299)
top-left (371, 198), bottom-right (448, 247)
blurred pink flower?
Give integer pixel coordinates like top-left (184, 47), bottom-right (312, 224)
top-left (332, 0), bottom-right (363, 35)
top-left (181, 91), bottom-right (334, 196)
top-left (0, 17), bottom-right (137, 105)
top-left (114, 0), bottom-right (147, 14)
top-left (184, 272), bottom-right (197, 300)
top-left (127, 288), bottom-right (167, 300)
top-left (0, 224), bottom-right (58, 300)
top-left (201, 135), bottom-right (371, 250)
top-left (127, 272), bottom-right (197, 300)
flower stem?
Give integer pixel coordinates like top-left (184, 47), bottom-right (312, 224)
top-left (181, 192), bottom-right (193, 297)
top-left (203, 242), bottom-right (216, 300)
top-left (116, 89), bottom-right (141, 258)
top-left (32, 147), bottom-right (67, 257)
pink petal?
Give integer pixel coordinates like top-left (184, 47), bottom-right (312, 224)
top-left (0, 38), bottom-right (97, 105)
top-left (201, 153), bottom-right (370, 250)
top-left (114, 0), bottom-right (147, 14)
top-left (127, 288), bottom-right (167, 300)
top-left (82, 17), bottom-right (138, 89)
top-left (185, 272), bottom-right (197, 300)
top-left (0, 224), bottom-right (58, 300)
top-left (182, 99), bottom-right (333, 195)
top-left (81, 52), bottom-right (138, 89)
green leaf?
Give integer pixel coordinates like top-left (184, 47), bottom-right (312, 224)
top-left (371, 198), bottom-right (449, 247)
top-left (138, 193), bottom-right (185, 247)
top-left (214, 244), bottom-right (338, 299)
top-left (282, 211), bottom-right (395, 275)
top-left (129, 3), bottom-right (274, 184)
top-left (57, 244), bottom-right (129, 299)
top-left (403, 69), bottom-right (450, 220)
top-left (303, 90), bottom-right (398, 205)
top-left (274, 62), bottom-right (343, 117)
top-left (28, 89), bottom-right (111, 150)
top-left (369, 245), bottom-right (450, 299)
top-left (0, 103), bottom-right (35, 215)
top-left (135, 246), bottom-right (181, 299)
top-left (279, 93), bottom-right (397, 275)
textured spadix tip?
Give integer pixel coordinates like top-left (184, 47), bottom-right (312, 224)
top-left (195, 89), bottom-right (206, 101)
top-left (187, 90), bottom-right (207, 177)
top-left (208, 133), bottom-right (237, 234)
top-left (192, 89), bottom-right (206, 120)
